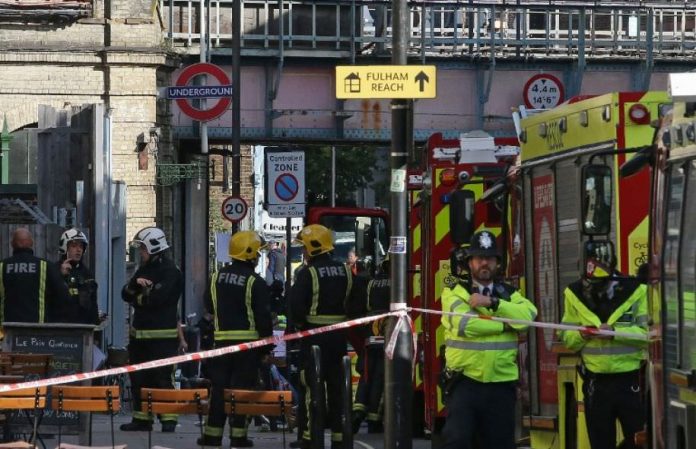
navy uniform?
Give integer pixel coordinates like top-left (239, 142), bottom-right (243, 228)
top-left (349, 258), bottom-right (390, 434)
top-left (289, 224), bottom-right (353, 449)
top-left (198, 231), bottom-right (273, 448)
top-left (0, 230), bottom-right (72, 324)
top-left (58, 228), bottom-right (99, 324)
top-left (120, 227), bottom-right (183, 433)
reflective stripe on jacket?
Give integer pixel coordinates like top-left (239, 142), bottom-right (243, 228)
top-left (441, 282), bottom-right (537, 383)
top-left (204, 261), bottom-right (272, 344)
top-left (560, 281), bottom-right (648, 374)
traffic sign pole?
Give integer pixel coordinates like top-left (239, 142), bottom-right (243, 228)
top-left (384, 0), bottom-right (413, 447)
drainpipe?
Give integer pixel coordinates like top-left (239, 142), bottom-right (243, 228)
top-left (0, 116), bottom-right (12, 184)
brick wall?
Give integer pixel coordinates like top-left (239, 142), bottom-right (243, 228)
top-left (208, 146), bottom-right (255, 233)
top-left (0, 0), bottom-right (177, 245)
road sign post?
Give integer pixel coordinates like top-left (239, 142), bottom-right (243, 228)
top-left (335, 65), bottom-right (436, 99)
top-left (221, 196), bottom-right (248, 223)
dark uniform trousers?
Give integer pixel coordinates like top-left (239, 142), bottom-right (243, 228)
top-left (207, 345), bottom-right (261, 437)
top-left (441, 376), bottom-right (516, 449)
top-left (583, 370), bottom-right (643, 449)
top-left (129, 338), bottom-right (179, 422)
top-left (298, 330), bottom-right (347, 441)
top-left (354, 341), bottom-right (385, 422)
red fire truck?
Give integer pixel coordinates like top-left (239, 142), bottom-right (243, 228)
top-left (408, 131), bottom-right (519, 435)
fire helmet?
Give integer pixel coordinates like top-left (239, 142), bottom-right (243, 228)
top-left (59, 228), bottom-right (89, 255)
top-left (229, 231), bottom-right (267, 262)
top-left (131, 227), bottom-right (169, 255)
top-left (295, 224), bottom-right (334, 257)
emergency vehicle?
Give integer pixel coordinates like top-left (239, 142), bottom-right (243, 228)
top-left (408, 131), bottom-right (519, 435)
top-left (493, 91), bottom-right (668, 448)
top-left (303, 132), bottom-right (519, 437)
top-left (613, 73), bottom-right (696, 449)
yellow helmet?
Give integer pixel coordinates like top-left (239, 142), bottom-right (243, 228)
top-left (295, 224), bottom-right (334, 257)
top-left (229, 231), bottom-right (267, 262)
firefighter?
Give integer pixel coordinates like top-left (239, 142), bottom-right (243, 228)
top-left (440, 230), bottom-right (537, 449)
top-left (197, 231), bottom-right (273, 448)
top-left (348, 256), bottom-right (389, 434)
top-left (58, 228), bottom-right (99, 325)
top-left (0, 227), bottom-right (73, 324)
top-left (289, 224), bottom-right (353, 449)
top-left (560, 241), bottom-right (648, 449)
top-left (120, 226), bottom-right (183, 433)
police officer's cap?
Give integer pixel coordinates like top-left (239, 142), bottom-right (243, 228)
top-left (465, 230), bottom-right (501, 260)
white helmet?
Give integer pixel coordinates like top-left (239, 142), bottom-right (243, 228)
top-left (59, 228), bottom-right (89, 255)
top-left (131, 227), bottom-right (169, 255)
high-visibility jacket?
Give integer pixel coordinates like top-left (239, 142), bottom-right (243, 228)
top-left (204, 260), bottom-right (273, 343)
top-left (122, 255), bottom-right (182, 340)
top-left (441, 281), bottom-right (537, 383)
top-left (289, 253), bottom-right (353, 328)
top-left (0, 248), bottom-right (73, 324)
top-left (560, 278), bottom-right (648, 374)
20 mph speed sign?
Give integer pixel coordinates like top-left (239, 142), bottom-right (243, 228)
top-left (221, 196), bottom-right (248, 223)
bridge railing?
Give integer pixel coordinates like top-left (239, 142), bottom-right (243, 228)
top-left (159, 0), bottom-right (696, 58)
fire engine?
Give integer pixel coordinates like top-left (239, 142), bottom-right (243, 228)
top-left (488, 91), bottom-right (669, 448)
top-left (304, 131), bottom-right (519, 437)
top-left (408, 131), bottom-right (519, 435)
top-left (615, 73), bottom-right (696, 449)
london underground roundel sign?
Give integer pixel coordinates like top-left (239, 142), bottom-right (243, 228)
top-left (523, 74), bottom-right (564, 110)
top-left (176, 63), bottom-right (232, 121)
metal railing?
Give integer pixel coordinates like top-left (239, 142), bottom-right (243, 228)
top-left (159, 0), bottom-right (696, 58)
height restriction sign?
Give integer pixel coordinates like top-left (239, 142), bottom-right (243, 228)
top-left (264, 149), bottom-right (305, 218)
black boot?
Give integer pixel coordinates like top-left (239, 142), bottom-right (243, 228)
top-left (120, 419), bottom-right (152, 431)
top-left (229, 437), bottom-right (254, 447)
top-left (161, 421), bottom-right (177, 432)
top-left (196, 435), bottom-right (223, 446)
top-left (352, 410), bottom-right (366, 434)
top-left (289, 440), bottom-right (310, 449)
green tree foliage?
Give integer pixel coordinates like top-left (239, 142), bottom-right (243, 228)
top-left (305, 145), bottom-right (377, 207)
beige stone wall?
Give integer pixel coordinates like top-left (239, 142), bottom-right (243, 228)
top-left (0, 0), bottom-right (178, 243)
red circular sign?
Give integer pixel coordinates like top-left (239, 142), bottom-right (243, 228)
top-left (523, 74), bottom-right (565, 110)
top-left (176, 63), bottom-right (232, 121)
top-left (221, 196), bottom-right (248, 223)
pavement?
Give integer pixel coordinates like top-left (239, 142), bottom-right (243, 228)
top-left (48, 414), bottom-right (433, 449)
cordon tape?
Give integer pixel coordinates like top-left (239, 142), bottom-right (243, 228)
top-left (0, 306), bottom-right (648, 393)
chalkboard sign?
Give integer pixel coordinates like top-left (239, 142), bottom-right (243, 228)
top-left (2, 322), bottom-right (94, 431)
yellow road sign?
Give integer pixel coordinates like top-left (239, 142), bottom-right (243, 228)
top-left (336, 65), bottom-right (437, 99)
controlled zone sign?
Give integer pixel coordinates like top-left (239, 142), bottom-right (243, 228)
top-left (221, 196), bottom-right (248, 223)
top-left (264, 149), bottom-right (305, 218)
top-left (169, 63), bottom-right (232, 121)
top-left (336, 65), bottom-right (436, 99)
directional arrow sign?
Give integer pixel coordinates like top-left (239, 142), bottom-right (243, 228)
top-left (336, 65), bottom-right (437, 99)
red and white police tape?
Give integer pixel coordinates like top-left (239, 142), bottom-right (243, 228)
top-left (0, 306), bottom-right (647, 392)
top-left (0, 311), bottom-right (398, 393)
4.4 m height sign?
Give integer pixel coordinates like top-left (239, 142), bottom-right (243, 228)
top-left (523, 74), bottom-right (565, 110)
top-left (264, 149), bottom-right (306, 218)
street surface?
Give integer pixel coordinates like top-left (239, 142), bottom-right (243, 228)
top-left (51, 414), bottom-right (433, 449)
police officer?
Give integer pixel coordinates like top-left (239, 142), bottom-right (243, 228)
top-left (349, 257), bottom-right (389, 434)
top-left (121, 227), bottom-right (183, 433)
top-left (58, 228), bottom-right (99, 325)
top-left (560, 241), bottom-right (647, 449)
top-left (197, 231), bottom-right (273, 448)
top-left (289, 224), bottom-right (353, 449)
top-left (0, 228), bottom-right (73, 324)
top-left (440, 230), bottom-right (537, 449)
